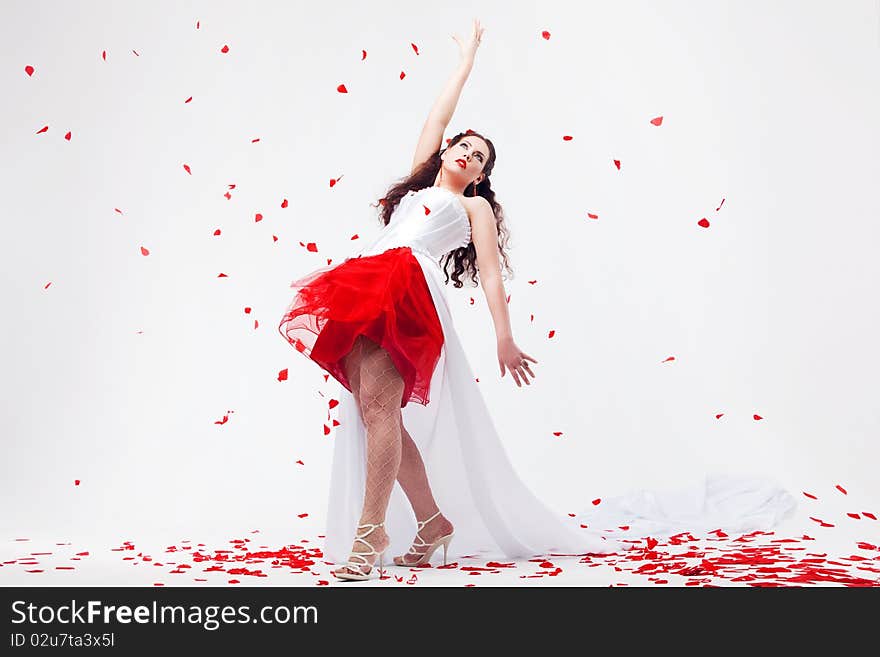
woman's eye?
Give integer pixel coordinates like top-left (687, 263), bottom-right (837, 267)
top-left (463, 143), bottom-right (482, 161)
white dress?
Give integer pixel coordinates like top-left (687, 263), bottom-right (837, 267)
top-left (322, 186), bottom-right (797, 564)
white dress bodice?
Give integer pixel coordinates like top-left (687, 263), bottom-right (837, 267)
top-left (355, 186), bottom-right (472, 262)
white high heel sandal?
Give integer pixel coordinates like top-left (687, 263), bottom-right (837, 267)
top-left (332, 521), bottom-right (388, 581)
top-left (393, 510), bottom-right (455, 567)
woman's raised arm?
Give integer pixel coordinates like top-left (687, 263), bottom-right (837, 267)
top-left (411, 19), bottom-right (485, 174)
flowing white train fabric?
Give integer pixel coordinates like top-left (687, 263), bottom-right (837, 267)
top-left (322, 250), bottom-right (799, 564)
top-left (320, 187), bottom-right (797, 565)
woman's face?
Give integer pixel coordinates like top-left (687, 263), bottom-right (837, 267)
top-left (446, 137), bottom-right (489, 184)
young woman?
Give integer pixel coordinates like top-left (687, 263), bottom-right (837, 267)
top-left (279, 20), bottom-right (795, 580)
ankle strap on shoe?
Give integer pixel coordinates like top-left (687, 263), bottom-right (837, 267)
top-left (355, 521), bottom-right (384, 537)
top-left (416, 511), bottom-right (442, 532)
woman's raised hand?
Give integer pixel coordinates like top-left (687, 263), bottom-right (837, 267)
top-left (497, 336), bottom-right (538, 388)
top-left (452, 18), bottom-right (485, 63)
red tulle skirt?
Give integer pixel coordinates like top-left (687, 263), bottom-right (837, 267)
top-left (278, 246), bottom-right (444, 408)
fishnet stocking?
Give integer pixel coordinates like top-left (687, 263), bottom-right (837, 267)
top-left (333, 334), bottom-right (403, 577)
top-left (394, 423), bottom-right (455, 565)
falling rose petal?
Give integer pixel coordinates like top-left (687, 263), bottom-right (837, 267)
top-left (592, 498), bottom-right (601, 506)
top-left (541, 30), bottom-right (551, 40)
top-left (361, 50), bottom-right (367, 60)
top-left (251, 138), bottom-right (260, 143)
top-left (646, 537), bottom-right (658, 550)
top-left (548, 330), bottom-right (555, 338)
top-left (306, 243), bottom-right (317, 252)
top-left (185, 96), bottom-right (192, 103)
top-left (332, 419), bottom-right (340, 427)
top-left (25, 65), bottom-right (35, 76)
top-left (506, 294), bottom-right (510, 303)
top-left (350, 234), bottom-right (359, 241)
top-left (272, 235), bottom-right (278, 242)
top-left (214, 415), bottom-right (229, 425)
top-left (217, 273), bottom-right (228, 278)
top-left (213, 229), bottom-right (221, 236)
top-left (281, 199), bottom-right (288, 208)
top-left (278, 368), bottom-right (289, 381)
top-left (469, 297), bottom-right (474, 305)
top-left (399, 71), bottom-right (406, 80)
top-left (295, 459), bottom-right (304, 466)
top-left (323, 424), bottom-right (331, 435)
top-left (562, 135), bottom-right (573, 141)
top-left (36, 125), bottom-right (49, 134)
top-left (423, 204), bottom-right (432, 215)
top-left (140, 246), bottom-right (150, 256)
top-left (255, 213), bottom-right (263, 222)
top-left (803, 491), bottom-right (818, 500)
top-left (863, 512), bottom-right (877, 520)
top-left (715, 413), bottom-right (724, 419)
top-left (587, 212), bottom-right (599, 220)
top-left (114, 208), bottom-right (124, 215)
top-left (847, 513), bottom-right (861, 519)
top-left (64, 131), bottom-right (71, 141)
top-left (753, 414), bottom-right (763, 420)
top-left (613, 159), bottom-right (621, 169)
top-left (552, 431), bottom-right (563, 437)
top-left (337, 84), bottom-right (348, 93)
top-left (411, 43), bottom-right (419, 55)
top-left (224, 191), bottom-right (231, 200)
top-left (196, 21), bottom-right (200, 29)
top-left (244, 307), bottom-right (252, 314)
top-left (297, 513), bottom-right (309, 519)
top-left (221, 45), bottom-right (229, 53)
top-left (662, 356), bottom-right (675, 362)
top-left (74, 479), bottom-right (80, 486)
top-left (528, 280), bottom-right (537, 285)
top-left (697, 218), bottom-right (710, 228)
top-left (650, 116), bottom-right (663, 126)
top-left (717, 198), bottom-right (726, 211)
top-left (328, 399), bottom-right (339, 409)
top-left (102, 50), bottom-right (106, 60)
top-left (228, 184), bottom-right (236, 190)
top-left (133, 50), bottom-right (140, 57)
top-left (530, 314), bottom-right (534, 322)
top-left (183, 164), bottom-right (192, 175)
top-left (44, 282), bottom-right (51, 289)
top-left (835, 484), bottom-right (847, 495)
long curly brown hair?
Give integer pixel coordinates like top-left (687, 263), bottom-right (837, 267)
top-left (370, 130), bottom-right (514, 289)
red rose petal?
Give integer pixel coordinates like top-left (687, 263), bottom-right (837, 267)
top-left (803, 491), bottom-right (818, 500)
top-left (697, 218), bottom-right (710, 228)
top-left (25, 65), bottom-right (35, 76)
top-left (650, 116), bottom-right (663, 126)
top-left (835, 484), bottom-right (847, 495)
top-left (337, 84), bottom-right (348, 93)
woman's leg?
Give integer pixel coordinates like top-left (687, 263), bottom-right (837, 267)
top-left (394, 415), bottom-right (455, 564)
top-left (334, 335), bottom-right (404, 575)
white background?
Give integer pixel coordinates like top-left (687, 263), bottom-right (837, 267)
top-left (2, 0), bottom-right (878, 547)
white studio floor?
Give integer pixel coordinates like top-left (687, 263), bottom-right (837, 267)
top-left (2, 504), bottom-right (878, 588)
